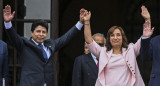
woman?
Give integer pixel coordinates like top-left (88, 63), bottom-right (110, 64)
top-left (83, 6), bottom-right (154, 86)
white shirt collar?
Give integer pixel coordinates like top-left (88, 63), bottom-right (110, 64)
top-left (91, 53), bottom-right (98, 64)
top-left (31, 39), bottom-right (44, 46)
top-left (91, 53), bottom-right (96, 59)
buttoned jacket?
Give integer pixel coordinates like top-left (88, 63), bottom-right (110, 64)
top-left (140, 35), bottom-right (160, 86)
top-left (72, 53), bottom-right (98, 86)
top-left (0, 40), bottom-right (9, 86)
top-left (87, 39), bottom-right (145, 86)
top-left (5, 25), bottom-right (80, 86)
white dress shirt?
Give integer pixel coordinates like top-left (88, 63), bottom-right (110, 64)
top-left (91, 53), bottom-right (98, 64)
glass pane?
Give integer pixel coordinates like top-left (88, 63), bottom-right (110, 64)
top-left (24, 23), bottom-right (50, 39)
top-left (23, 0), bottom-right (51, 19)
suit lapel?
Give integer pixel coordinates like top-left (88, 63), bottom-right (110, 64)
top-left (87, 53), bottom-right (98, 75)
top-left (44, 40), bottom-right (54, 52)
top-left (43, 40), bottom-right (55, 63)
top-left (29, 39), bottom-right (46, 62)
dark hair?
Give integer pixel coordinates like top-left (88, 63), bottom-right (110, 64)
top-left (31, 20), bottom-right (48, 32)
top-left (106, 26), bottom-right (128, 51)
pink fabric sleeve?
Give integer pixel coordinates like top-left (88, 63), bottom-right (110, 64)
top-left (86, 40), bottom-right (102, 58)
top-left (133, 38), bottom-right (141, 57)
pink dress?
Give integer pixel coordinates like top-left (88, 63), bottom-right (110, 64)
top-left (87, 39), bottom-right (145, 86)
top-left (105, 54), bottom-right (132, 86)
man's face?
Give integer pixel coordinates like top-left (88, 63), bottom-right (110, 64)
top-left (84, 43), bottom-right (90, 54)
top-left (31, 25), bottom-right (47, 44)
top-left (93, 35), bottom-right (105, 47)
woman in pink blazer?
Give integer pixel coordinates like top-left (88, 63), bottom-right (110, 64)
top-left (82, 6), bottom-right (154, 86)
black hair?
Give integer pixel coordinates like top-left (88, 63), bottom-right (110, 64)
top-left (31, 19), bottom-right (48, 32)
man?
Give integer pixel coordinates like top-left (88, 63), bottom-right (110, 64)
top-left (3, 5), bottom-right (85, 86)
top-left (0, 40), bottom-right (9, 86)
top-left (140, 6), bottom-right (157, 86)
top-left (84, 43), bottom-right (89, 54)
top-left (72, 33), bottom-right (106, 86)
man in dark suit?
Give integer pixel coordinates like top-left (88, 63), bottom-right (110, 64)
top-left (3, 5), bottom-right (85, 86)
top-left (0, 40), bottom-right (9, 86)
top-left (140, 6), bottom-right (157, 86)
top-left (72, 33), bottom-right (106, 86)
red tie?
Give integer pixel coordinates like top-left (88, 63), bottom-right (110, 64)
top-left (97, 58), bottom-right (99, 68)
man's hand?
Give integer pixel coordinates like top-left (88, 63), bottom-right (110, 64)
top-left (143, 21), bottom-right (154, 37)
top-left (141, 5), bottom-right (150, 22)
top-left (79, 8), bottom-right (86, 24)
top-left (83, 11), bottom-right (91, 21)
top-left (3, 5), bottom-right (15, 23)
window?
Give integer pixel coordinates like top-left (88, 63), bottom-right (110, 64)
top-left (2, 0), bottom-right (59, 86)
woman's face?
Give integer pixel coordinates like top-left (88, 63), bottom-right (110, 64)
top-left (110, 29), bottom-right (122, 48)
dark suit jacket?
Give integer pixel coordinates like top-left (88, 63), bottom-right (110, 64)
top-left (140, 35), bottom-right (160, 86)
top-left (72, 53), bottom-right (98, 86)
top-left (5, 25), bottom-right (80, 86)
top-left (0, 40), bottom-right (9, 86)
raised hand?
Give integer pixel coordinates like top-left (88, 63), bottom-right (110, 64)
top-left (3, 5), bottom-right (15, 23)
top-left (83, 9), bottom-right (92, 44)
top-left (143, 21), bottom-right (154, 37)
top-left (80, 8), bottom-right (86, 24)
top-left (141, 5), bottom-right (150, 22)
top-left (83, 11), bottom-right (91, 21)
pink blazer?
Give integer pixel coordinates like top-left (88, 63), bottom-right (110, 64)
top-left (87, 39), bottom-right (145, 86)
